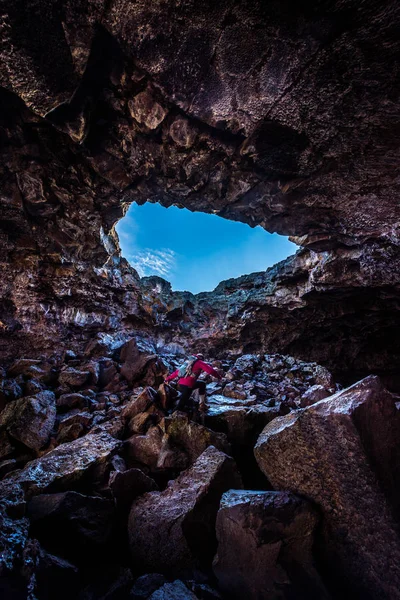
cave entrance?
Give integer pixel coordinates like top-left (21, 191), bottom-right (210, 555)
top-left (116, 202), bottom-right (297, 293)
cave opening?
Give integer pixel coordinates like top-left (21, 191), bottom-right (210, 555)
top-left (116, 201), bottom-right (297, 293)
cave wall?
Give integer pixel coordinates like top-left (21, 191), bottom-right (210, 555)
top-left (1, 0), bottom-right (399, 374)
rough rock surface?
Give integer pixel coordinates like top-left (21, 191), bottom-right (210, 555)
top-left (0, 390), bottom-right (56, 451)
top-left (9, 431), bottom-right (120, 498)
top-left (0, 0), bottom-right (399, 386)
top-left (255, 376), bottom-right (400, 600)
top-left (213, 490), bottom-right (328, 600)
top-left (128, 446), bottom-right (242, 574)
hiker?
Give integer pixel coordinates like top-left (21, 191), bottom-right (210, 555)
top-left (164, 353), bottom-right (222, 417)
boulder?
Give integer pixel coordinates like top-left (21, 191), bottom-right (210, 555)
top-left (77, 566), bottom-right (134, 600)
top-left (206, 395), bottom-right (281, 446)
top-left (299, 384), bottom-right (330, 407)
top-left (9, 432), bottom-right (120, 497)
top-left (56, 392), bottom-right (88, 410)
top-left (125, 426), bottom-right (164, 471)
top-left (0, 391), bottom-right (56, 450)
top-left (128, 446), bottom-right (242, 575)
top-left (148, 580), bottom-right (197, 600)
top-left (162, 413), bottom-right (231, 465)
top-left (0, 429), bottom-right (15, 459)
top-left (130, 574), bottom-right (167, 600)
top-left (119, 338), bottom-right (156, 385)
top-left (0, 378), bottom-right (23, 409)
top-left (213, 490), bottom-right (328, 600)
top-left (254, 376), bottom-right (400, 600)
top-left (33, 547), bottom-right (80, 600)
top-left (59, 366), bottom-right (90, 388)
top-left (27, 491), bottom-right (115, 558)
top-left (0, 480), bottom-right (29, 592)
top-left (109, 468), bottom-right (158, 513)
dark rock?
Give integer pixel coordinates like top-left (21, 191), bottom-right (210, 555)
top-left (120, 339), bottom-right (156, 385)
top-left (213, 490), bottom-right (328, 600)
top-left (33, 547), bottom-right (80, 600)
top-left (23, 378), bottom-right (44, 396)
top-left (78, 566), bottom-right (134, 600)
top-left (0, 480), bottom-right (29, 580)
top-left (0, 390), bottom-right (56, 450)
top-left (59, 366), bottom-right (90, 388)
top-left (57, 392), bottom-right (88, 410)
top-left (0, 378), bottom-right (23, 409)
top-left (109, 468), bottom-right (158, 513)
top-left (148, 580), bottom-right (197, 600)
top-left (0, 429), bottom-right (15, 460)
top-left (300, 384), bottom-right (330, 407)
top-left (128, 446), bottom-right (242, 575)
top-left (162, 413), bottom-right (231, 466)
top-left (254, 376), bottom-right (400, 600)
top-left (27, 491), bottom-right (115, 558)
top-left (9, 431), bottom-right (120, 497)
top-left (130, 574), bottom-right (167, 600)
top-left (0, 458), bottom-right (18, 479)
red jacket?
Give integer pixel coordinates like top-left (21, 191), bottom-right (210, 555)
top-left (165, 359), bottom-right (221, 388)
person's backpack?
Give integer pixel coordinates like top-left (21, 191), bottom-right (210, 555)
top-left (178, 356), bottom-right (199, 378)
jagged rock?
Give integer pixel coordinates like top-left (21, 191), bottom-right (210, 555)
top-left (0, 429), bottom-right (15, 460)
top-left (213, 490), bottom-right (328, 600)
top-left (148, 580), bottom-right (197, 600)
top-left (59, 366), bottom-right (91, 388)
top-left (8, 432), bottom-right (120, 497)
top-left (162, 413), bottom-right (231, 465)
top-left (77, 567), bottom-right (134, 600)
top-left (33, 547), bottom-right (80, 600)
top-left (109, 468), bottom-right (158, 513)
top-left (119, 338), bottom-right (157, 385)
top-left (122, 387), bottom-right (160, 425)
top-left (23, 378), bottom-right (45, 396)
top-left (0, 479), bottom-right (29, 586)
top-left (0, 378), bottom-right (23, 409)
top-left (300, 384), bottom-right (330, 407)
top-left (0, 458), bottom-right (18, 478)
top-left (56, 392), bottom-right (88, 410)
top-left (27, 491), bottom-right (115, 558)
top-left (130, 574), bottom-right (167, 600)
top-left (222, 383), bottom-right (247, 400)
top-left (254, 376), bottom-right (400, 600)
top-left (125, 426), bottom-right (164, 471)
top-left (206, 395), bottom-right (281, 446)
top-left (0, 390), bottom-right (56, 450)
top-left (128, 446), bottom-right (242, 575)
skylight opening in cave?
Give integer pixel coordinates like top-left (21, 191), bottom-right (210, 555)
top-left (116, 202), bottom-right (297, 294)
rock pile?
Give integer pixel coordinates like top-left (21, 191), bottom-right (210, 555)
top-left (1, 341), bottom-right (399, 599)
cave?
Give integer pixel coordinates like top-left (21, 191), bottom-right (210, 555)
top-left (1, 1), bottom-right (400, 599)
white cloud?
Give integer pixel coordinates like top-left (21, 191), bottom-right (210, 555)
top-left (127, 248), bottom-right (176, 279)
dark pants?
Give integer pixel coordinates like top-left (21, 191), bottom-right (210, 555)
top-left (178, 381), bottom-right (206, 412)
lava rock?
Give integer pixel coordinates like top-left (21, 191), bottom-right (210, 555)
top-left (130, 574), bottom-right (167, 599)
top-left (148, 580), bottom-right (197, 600)
top-left (254, 376), bottom-right (400, 600)
top-left (128, 446), bottom-right (242, 575)
top-left (213, 490), bottom-right (328, 600)
top-left (299, 384), bottom-right (330, 407)
top-left (109, 467), bottom-right (158, 513)
top-left (9, 432), bottom-right (120, 497)
top-left (0, 390), bottom-right (56, 450)
top-left (27, 491), bottom-right (115, 559)
top-left (59, 366), bottom-right (91, 388)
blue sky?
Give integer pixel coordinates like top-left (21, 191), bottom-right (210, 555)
top-left (116, 202), bottom-right (297, 293)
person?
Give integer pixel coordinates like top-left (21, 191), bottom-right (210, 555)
top-left (164, 353), bottom-right (222, 417)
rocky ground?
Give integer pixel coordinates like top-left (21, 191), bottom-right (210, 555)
top-left (1, 335), bottom-right (400, 599)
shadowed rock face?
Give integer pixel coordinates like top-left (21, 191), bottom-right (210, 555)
top-left (0, 0), bottom-right (399, 375)
top-left (254, 376), bottom-right (400, 600)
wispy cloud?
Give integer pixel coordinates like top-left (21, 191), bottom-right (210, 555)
top-left (127, 248), bottom-right (176, 279)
